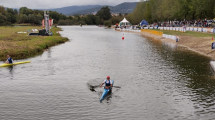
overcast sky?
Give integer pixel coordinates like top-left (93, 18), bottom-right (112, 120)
top-left (0, 0), bottom-right (140, 9)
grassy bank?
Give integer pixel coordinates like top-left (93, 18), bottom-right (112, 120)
top-left (155, 29), bottom-right (215, 38)
top-left (0, 26), bottom-right (68, 61)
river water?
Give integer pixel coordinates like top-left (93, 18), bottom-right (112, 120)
top-left (0, 26), bottom-right (215, 120)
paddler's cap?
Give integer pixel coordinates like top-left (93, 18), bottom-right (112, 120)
top-left (107, 76), bottom-right (110, 79)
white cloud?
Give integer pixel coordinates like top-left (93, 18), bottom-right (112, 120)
top-left (0, 0), bottom-right (139, 9)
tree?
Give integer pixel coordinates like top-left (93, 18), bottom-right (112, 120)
top-left (68, 16), bottom-right (73, 20)
top-left (110, 16), bottom-right (124, 25)
top-left (0, 13), bottom-right (7, 25)
top-left (28, 14), bottom-right (35, 23)
top-left (35, 14), bottom-right (43, 25)
top-left (20, 7), bottom-right (33, 16)
top-left (17, 14), bottom-right (28, 23)
top-left (49, 11), bottom-right (61, 24)
top-left (6, 12), bottom-right (16, 23)
top-left (96, 6), bottom-right (112, 21)
top-left (7, 8), bottom-right (15, 15)
top-left (84, 15), bottom-right (100, 25)
top-left (104, 20), bottom-right (112, 27)
top-left (14, 9), bottom-right (18, 15)
top-left (0, 6), bottom-right (7, 15)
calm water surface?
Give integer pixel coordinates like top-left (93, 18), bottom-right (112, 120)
top-left (0, 26), bottom-right (215, 120)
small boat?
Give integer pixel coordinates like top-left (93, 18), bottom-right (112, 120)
top-left (100, 80), bottom-right (114, 102)
top-left (0, 61), bottom-right (31, 67)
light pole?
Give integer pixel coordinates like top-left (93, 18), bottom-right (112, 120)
top-left (17, 6), bottom-right (19, 15)
top-left (44, 10), bottom-right (50, 35)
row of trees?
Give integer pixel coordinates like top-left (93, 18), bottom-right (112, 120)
top-left (55, 6), bottom-right (127, 26)
top-left (0, 6), bottom-right (68, 25)
top-left (0, 5), bottom-right (125, 26)
top-left (58, 14), bottom-right (100, 25)
top-left (128, 0), bottom-right (215, 24)
top-left (0, 6), bottom-right (18, 25)
top-left (57, 6), bottom-right (115, 25)
top-left (0, 5), bottom-right (120, 26)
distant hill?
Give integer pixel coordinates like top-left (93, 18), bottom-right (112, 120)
top-left (110, 2), bottom-right (138, 14)
top-left (7, 2), bottom-right (137, 16)
top-left (47, 2), bottom-right (138, 16)
top-left (49, 5), bottom-right (102, 15)
top-left (68, 2), bottom-right (138, 15)
top-left (68, 6), bottom-right (104, 15)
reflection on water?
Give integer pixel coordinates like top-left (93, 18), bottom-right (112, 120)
top-left (0, 26), bottom-right (215, 120)
top-left (7, 66), bottom-right (13, 79)
top-left (146, 37), bottom-right (215, 118)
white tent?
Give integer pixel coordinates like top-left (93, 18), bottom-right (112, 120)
top-left (119, 18), bottom-right (131, 26)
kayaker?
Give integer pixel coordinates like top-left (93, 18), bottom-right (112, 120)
top-left (5, 55), bottom-right (13, 64)
top-left (100, 76), bottom-right (113, 89)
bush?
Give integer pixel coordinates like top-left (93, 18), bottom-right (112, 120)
top-left (104, 20), bottom-right (112, 27)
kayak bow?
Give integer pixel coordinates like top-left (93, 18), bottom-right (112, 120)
top-left (100, 80), bottom-right (114, 102)
top-left (0, 61), bottom-right (31, 67)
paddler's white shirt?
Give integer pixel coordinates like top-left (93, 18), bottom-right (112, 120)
top-left (103, 80), bottom-right (113, 84)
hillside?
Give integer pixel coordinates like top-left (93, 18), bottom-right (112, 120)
top-left (68, 6), bottom-right (104, 15)
top-left (68, 2), bottom-right (138, 15)
top-left (110, 2), bottom-right (138, 14)
top-left (49, 5), bottom-right (102, 15)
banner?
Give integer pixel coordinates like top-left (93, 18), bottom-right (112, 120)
top-left (49, 19), bottom-right (54, 29)
top-left (49, 19), bottom-right (53, 27)
top-left (49, 19), bottom-right (51, 27)
top-left (42, 19), bottom-right (45, 28)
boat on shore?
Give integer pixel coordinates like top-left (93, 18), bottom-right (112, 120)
top-left (100, 80), bottom-right (114, 102)
top-left (0, 61), bottom-right (31, 67)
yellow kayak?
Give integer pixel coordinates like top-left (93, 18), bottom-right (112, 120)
top-left (0, 61), bottom-right (31, 67)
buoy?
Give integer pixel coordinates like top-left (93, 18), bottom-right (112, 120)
top-left (122, 37), bottom-right (124, 39)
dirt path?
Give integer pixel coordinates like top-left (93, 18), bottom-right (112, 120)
top-left (138, 32), bottom-right (215, 60)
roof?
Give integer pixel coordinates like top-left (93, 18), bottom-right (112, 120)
top-left (120, 18), bottom-right (130, 23)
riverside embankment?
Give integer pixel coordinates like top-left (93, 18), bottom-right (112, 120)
top-left (117, 28), bottom-right (215, 60)
top-left (0, 26), bottom-right (68, 61)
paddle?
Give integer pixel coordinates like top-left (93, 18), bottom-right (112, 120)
top-left (89, 85), bottom-right (121, 90)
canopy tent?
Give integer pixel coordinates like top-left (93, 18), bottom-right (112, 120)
top-left (119, 18), bottom-right (131, 26)
top-left (140, 20), bottom-right (149, 26)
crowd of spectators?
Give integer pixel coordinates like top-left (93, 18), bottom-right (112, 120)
top-left (154, 19), bottom-right (215, 28)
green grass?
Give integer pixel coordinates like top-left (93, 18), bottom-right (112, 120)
top-left (154, 29), bottom-right (215, 38)
top-left (11, 23), bottom-right (32, 26)
top-left (0, 26), bottom-right (68, 60)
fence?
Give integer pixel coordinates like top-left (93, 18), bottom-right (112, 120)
top-left (163, 34), bottom-right (179, 42)
top-left (159, 27), bottom-right (215, 33)
top-left (116, 28), bottom-right (179, 42)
